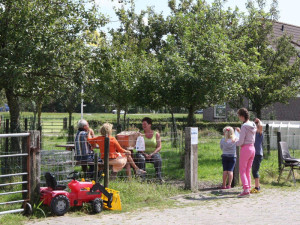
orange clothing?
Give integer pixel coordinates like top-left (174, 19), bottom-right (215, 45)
top-left (88, 136), bottom-right (126, 159)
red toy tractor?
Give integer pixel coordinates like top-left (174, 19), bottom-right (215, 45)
top-left (40, 172), bottom-right (113, 216)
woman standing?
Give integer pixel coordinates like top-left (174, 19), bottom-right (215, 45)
top-left (236, 108), bottom-right (257, 197)
top-left (135, 117), bottom-right (164, 183)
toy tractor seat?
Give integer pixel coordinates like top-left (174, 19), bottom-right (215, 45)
top-left (45, 172), bottom-right (66, 190)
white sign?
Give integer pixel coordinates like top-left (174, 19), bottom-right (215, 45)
top-left (191, 128), bottom-right (198, 145)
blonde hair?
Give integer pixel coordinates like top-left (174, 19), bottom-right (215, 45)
top-left (100, 123), bottom-right (113, 136)
top-left (223, 126), bottom-right (235, 141)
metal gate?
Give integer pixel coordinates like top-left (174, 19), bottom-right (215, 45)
top-left (0, 133), bottom-right (31, 215)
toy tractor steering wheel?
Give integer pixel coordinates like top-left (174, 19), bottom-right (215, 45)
top-left (67, 171), bottom-right (79, 180)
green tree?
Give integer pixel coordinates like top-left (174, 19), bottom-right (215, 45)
top-left (154, 0), bottom-right (249, 126)
top-left (235, 0), bottom-right (300, 118)
top-left (0, 0), bottom-right (106, 133)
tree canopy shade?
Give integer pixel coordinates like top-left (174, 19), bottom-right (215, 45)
top-left (233, 0), bottom-right (300, 118)
top-left (144, 0), bottom-right (251, 126)
top-left (0, 0), bottom-right (107, 133)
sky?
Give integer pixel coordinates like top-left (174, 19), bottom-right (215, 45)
top-left (95, 0), bottom-right (300, 30)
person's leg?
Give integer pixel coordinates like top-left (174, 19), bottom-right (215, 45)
top-left (135, 152), bottom-right (146, 171)
top-left (221, 156), bottom-right (228, 188)
top-left (125, 163), bottom-right (132, 178)
top-left (245, 147), bottom-right (255, 190)
top-left (151, 153), bottom-right (162, 180)
top-left (252, 155), bottom-right (262, 189)
top-left (228, 171), bottom-right (233, 187)
top-left (222, 171), bottom-right (228, 188)
top-left (239, 147), bottom-right (251, 191)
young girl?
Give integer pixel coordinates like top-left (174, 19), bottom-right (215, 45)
top-left (251, 118), bottom-right (263, 193)
top-left (220, 126), bottom-right (237, 189)
top-left (236, 108), bottom-right (257, 197)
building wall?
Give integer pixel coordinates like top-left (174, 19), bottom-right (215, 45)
top-left (203, 97), bottom-right (300, 121)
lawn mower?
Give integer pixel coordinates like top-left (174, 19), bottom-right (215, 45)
top-left (40, 171), bottom-right (119, 216)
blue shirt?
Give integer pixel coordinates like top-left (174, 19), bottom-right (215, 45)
top-left (254, 132), bottom-right (263, 156)
top-left (74, 130), bottom-right (93, 161)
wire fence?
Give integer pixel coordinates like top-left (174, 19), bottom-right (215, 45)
top-left (39, 129), bottom-right (184, 184)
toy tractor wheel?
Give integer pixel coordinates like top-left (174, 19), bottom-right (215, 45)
top-left (92, 198), bottom-right (103, 214)
top-left (50, 195), bottom-right (70, 216)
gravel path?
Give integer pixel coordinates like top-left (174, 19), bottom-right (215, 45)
top-left (28, 187), bottom-right (300, 225)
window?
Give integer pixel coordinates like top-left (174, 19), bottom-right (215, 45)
top-left (214, 103), bottom-right (226, 118)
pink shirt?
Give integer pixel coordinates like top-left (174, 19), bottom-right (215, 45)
top-left (236, 121), bottom-right (257, 147)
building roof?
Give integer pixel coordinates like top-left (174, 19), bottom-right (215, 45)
top-left (273, 21), bottom-right (300, 47)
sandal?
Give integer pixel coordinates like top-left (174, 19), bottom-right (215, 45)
top-left (250, 187), bottom-right (260, 193)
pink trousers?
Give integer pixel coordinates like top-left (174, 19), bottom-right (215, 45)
top-left (239, 144), bottom-right (255, 190)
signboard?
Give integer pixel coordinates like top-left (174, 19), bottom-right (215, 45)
top-left (191, 128), bottom-right (198, 145)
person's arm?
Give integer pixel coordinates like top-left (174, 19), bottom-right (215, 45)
top-left (87, 136), bottom-right (97, 149)
top-left (113, 137), bottom-right (128, 154)
top-left (220, 139), bottom-right (223, 151)
top-left (149, 132), bottom-right (161, 157)
top-left (236, 126), bottom-right (246, 146)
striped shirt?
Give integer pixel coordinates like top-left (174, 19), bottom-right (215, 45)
top-left (74, 130), bottom-right (93, 161)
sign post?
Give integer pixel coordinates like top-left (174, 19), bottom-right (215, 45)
top-left (185, 127), bottom-right (198, 191)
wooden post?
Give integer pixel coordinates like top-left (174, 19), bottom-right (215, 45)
top-left (29, 130), bottom-right (41, 205)
top-left (266, 124), bottom-right (270, 155)
top-left (104, 137), bottom-right (110, 188)
top-left (94, 153), bottom-right (98, 181)
top-left (277, 131), bottom-right (282, 173)
top-left (232, 146), bottom-right (240, 187)
top-left (184, 127), bottom-right (198, 191)
top-left (24, 118), bottom-right (28, 131)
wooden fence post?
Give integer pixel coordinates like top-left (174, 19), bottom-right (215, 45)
top-left (232, 146), bottom-right (240, 187)
top-left (277, 131), bottom-right (282, 173)
top-left (266, 124), bottom-right (270, 155)
top-left (104, 137), bottom-right (110, 188)
top-left (185, 127), bottom-right (198, 191)
top-left (29, 130), bottom-right (41, 205)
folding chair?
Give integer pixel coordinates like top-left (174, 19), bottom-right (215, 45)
top-left (278, 142), bottom-right (300, 186)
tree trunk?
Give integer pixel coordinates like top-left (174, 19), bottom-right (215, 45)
top-left (123, 109), bottom-right (127, 131)
top-left (187, 105), bottom-right (195, 127)
top-left (37, 100), bottom-right (43, 130)
top-left (5, 88), bottom-right (20, 133)
top-left (256, 108), bottom-right (262, 119)
top-left (68, 111), bottom-right (73, 143)
top-left (116, 106), bottom-right (121, 134)
top-left (31, 101), bottom-right (37, 130)
top-left (5, 88), bottom-right (21, 160)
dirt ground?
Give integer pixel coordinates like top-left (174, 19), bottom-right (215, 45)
top-left (28, 187), bottom-right (300, 225)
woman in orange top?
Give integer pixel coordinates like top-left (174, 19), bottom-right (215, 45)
top-left (88, 123), bottom-right (146, 177)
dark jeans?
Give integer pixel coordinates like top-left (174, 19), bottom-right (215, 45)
top-left (135, 152), bottom-right (162, 179)
top-left (76, 154), bottom-right (94, 178)
top-left (252, 155), bottom-right (263, 178)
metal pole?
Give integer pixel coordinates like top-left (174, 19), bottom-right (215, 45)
top-left (94, 153), bottom-right (98, 181)
top-left (104, 137), bottom-right (110, 188)
top-left (277, 131), bottom-right (282, 173)
top-left (81, 86), bottom-right (84, 119)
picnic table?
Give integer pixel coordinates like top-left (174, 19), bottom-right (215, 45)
top-left (55, 144), bottom-right (75, 151)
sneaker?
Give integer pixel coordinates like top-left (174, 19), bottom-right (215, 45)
top-left (250, 187), bottom-right (260, 193)
top-left (238, 191), bottom-right (250, 197)
top-left (135, 169), bottom-right (147, 176)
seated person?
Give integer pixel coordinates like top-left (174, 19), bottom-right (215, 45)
top-left (88, 123), bottom-right (146, 178)
top-left (74, 119), bottom-right (95, 177)
top-left (135, 117), bottom-right (164, 183)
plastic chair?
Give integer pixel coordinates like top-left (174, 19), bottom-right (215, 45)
top-left (278, 142), bottom-right (300, 186)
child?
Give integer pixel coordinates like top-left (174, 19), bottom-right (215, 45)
top-left (220, 126), bottom-right (237, 189)
top-left (251, 118), bottom-right (263, 193)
